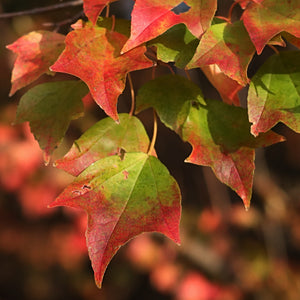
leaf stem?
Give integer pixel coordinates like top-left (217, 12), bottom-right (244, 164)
top-left (268, 44), bottom-right (280, 54)
top-left (105, 4), bottom-right (110, 18)
top-left (0, 0), bottom-right (83, 19)
top-left (128, 73), bottom-right (135, 116)
top-left (184, 68), bottom-right (191, 81)
top-left (111, 15), bottom-right (116, 31)
top-left (147, 110), bottom-right (158, 155)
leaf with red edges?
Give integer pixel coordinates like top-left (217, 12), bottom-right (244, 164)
top-left (187, 19), bottom-right (255, 86)
top-left (122, 0), bottom-right (217, 53)
top-left (6, 31), bottom-right (65, 96)
top-left (50, 23), bottom-right (152, 121)
top-left (49, 152), bottom-right (181, 288)
top-left (55, 113), bottom-right (155, 176)
top-left (83, 0), bottom-right (118, 24)
top-left (248, 51), bottom-right (300, 136)
top-left (242, 0), bottom-right (300, 54)
top-left (15, 81), bottom-right (88, 162)
top-left (136, 75), bottom-right (284, 208)
top-left (201, 65), bottom-right (243, 106)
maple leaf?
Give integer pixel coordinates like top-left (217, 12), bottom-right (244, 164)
top-left (15, 81), bottom-right (88, 162)
top-left (50, 23), bottom-right (152, 121)
top-left (248, 51), bottom-right (300, 136)
top-left (187, 19), bottom-right (256, 86)
top-left (49, 152), bottom-right (181, 288)
top-left (83, 0), bottom-right (118, 24)
top-left (242, 0), bottom-right (300, 54)
top-left (201, 65), bottom-right (243, 106)
top-left (55, 113), bottom-right (155, 176)
top-left (136, 75), bottom-right (284, 208)
top-left (121, 0), bottom-right (217, 53)
top-left (6, 31), bottom-right (65, 96)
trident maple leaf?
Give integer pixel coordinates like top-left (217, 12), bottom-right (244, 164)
top-left (83, 0), bottom-right (118, 24)
top-left (242, 0), bottom-right (300, 54)
top-left (122, 0), bottom-right (217, 53)
top-left (50, 23), bottom-right (152, 121)
top-left (6, 31), bottom-right (65, 96)
top-left (49, 153), bottom-right (181, 288)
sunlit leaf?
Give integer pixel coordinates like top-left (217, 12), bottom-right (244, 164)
top-left (50, 23), bottom-right (152, 120)
top-left (122, 0), bottom-right (217, 53)
top-left (49, 152), bottom-right (181, 287)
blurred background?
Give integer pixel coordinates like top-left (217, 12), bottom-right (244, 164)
top-left (0, 1), bottom-right (300, 299)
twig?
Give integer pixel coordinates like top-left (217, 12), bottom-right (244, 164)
top-left (0, 0), bottom-right (83, 19)
top-left (128, 73), bottom-right (135, 116)
top-left (147, 110), bottom-right (158, 155)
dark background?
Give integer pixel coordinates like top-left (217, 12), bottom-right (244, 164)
top-left (0, 1), bottom-right (300, 299)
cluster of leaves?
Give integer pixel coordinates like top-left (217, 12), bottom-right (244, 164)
top-left (6, 0), bottom-right (300, 288)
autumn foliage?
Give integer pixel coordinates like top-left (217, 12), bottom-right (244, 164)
top-left (6, 0), bottom-right (300, 289)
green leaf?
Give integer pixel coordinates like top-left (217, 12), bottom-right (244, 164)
top-left (55, 113), bottom-right (155, 176)
top-left (15, 80), bottom-right (88, 161)
top-left (136, 74), bottom-right (203, 135)
top-left (136, 74), bottom-right (284, 208)
top-left (50, 152), bottom-right (181, 288)
top-left (149, 24), bottom-right (199, 68)
top-left (248, 51), bottom-right (300, 136)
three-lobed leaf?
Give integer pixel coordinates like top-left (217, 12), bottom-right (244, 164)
top-left (50, 22), bottom-right (152, 121)
top-left (248, 51), bottom-right (300, 136)
top-left (15, 80), bottom-right (88, 162)
top-left (50, 152), bottom-right (181, 288)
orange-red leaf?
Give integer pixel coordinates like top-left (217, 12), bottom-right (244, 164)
top-left (6, 31), bottom-right (65, 96)
top-left (50, 23), bottom-right (152, 120)
top-left (242, 0), bottom-right (300, 54)
top-left (122, 0), bottom-right (217, 53)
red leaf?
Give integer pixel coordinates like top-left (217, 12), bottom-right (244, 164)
top-left (121, 0), bottom-right (217, 53)
top-left (187, 20), bottom-right (255, 86)
top-left (242, 0), bottom-right (300, 54)
top-left (49, 153), bottom-right (181, 288)
top-left (201, 65), bottom-right (243, 106)
top-left (83, 0), bottom-right (118, 24)
top-left (6, 31), bottom-right (65, 96)
top-left (183, 99), bottom-right (284, 209)
top-left (50, 23), bottom-right (152, 120)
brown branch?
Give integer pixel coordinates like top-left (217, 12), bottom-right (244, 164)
top-left (0, 0), bottom-right (83, 19)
